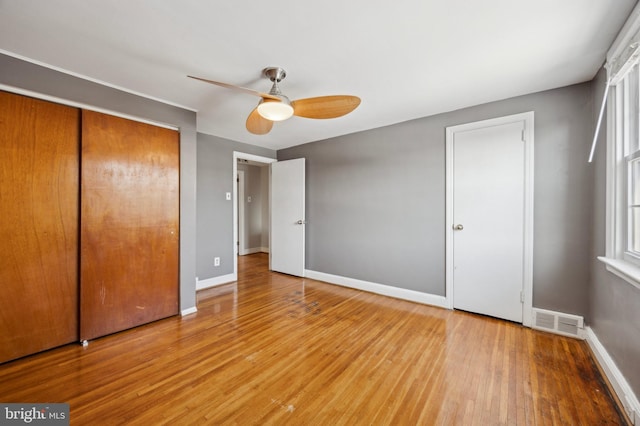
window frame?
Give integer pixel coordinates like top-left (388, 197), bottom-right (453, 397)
top-left (600, 2), bottom-right (640, 289)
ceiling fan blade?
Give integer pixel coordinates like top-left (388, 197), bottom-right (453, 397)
top-left (246, 106), bottom-right (274, 135)
top-left (291, 95), bottom-right (361, 119)
top-left (188, 75), bottom-right (280, 101)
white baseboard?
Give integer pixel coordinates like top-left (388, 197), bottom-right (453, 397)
top-left (181, 306), bottom-right (197, 316)
top-left (304, 270), bottom-right (448, 309)
top-left (586, 326), bottom-right (639, 424)
top-left (240, 247), bottom-right (270, 255)
top-left (196, 273), bottom-right (237, 290)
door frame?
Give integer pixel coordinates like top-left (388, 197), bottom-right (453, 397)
top-left (232, 151), bottom-right (277, 278)
top-left (445, 112), bottom-right (534, 327)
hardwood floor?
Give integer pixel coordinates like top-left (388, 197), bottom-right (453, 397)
top-left (0, 253), bottom-right (627, 425)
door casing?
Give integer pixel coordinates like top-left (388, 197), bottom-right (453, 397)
top-left (232, 152), bottom-right (277, 278)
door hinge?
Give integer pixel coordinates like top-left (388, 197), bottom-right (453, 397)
top-left (520, 291), bottom-right (525, 303)
top-left (521, 129), bottom-right (526, 142)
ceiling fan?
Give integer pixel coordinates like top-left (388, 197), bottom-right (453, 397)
top-left (188, 67), bottom-right (361, 135)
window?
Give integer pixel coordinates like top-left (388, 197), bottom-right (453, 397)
top-left (618, 63), bottom-right (640, 263)
top-left (601, 2), bottom-right (640, 288)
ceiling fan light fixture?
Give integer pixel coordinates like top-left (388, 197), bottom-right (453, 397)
top-left (257, 99), bottom-right (294, 121)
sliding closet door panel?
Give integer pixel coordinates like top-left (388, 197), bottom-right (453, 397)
top-left (80, 110), bottom-right (179, 341)
top-left (0, 91), bottom-right (79, 363)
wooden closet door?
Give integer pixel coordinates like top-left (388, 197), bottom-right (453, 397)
top-left (80, 110), bottom-right (179, 341)
top-left (0, 91), bottom-right (79, 363)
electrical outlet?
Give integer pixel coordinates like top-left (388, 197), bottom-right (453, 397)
top-left (214, 257), bottom-right (220, 267)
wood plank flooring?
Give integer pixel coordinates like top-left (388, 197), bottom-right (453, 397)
top-left (0, 253), bottom-right (627, 425)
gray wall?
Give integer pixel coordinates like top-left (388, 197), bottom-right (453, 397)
top-left (280, 121), bottom-right (444, 294)
top-left (279, 82), bottom-right (594, 316)
top-left (0, 53), bottom-right (198, 312)
top-left (196, 133), bottom-right (275, 280)
top-left (589, 67), bottom-right (640, 396)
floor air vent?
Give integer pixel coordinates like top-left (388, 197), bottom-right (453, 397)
top-left (532, 308), bottom-right (584, 339)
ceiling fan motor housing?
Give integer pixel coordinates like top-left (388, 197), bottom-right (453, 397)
top-left (264, 67), bottom-right (287, 83)
top-left (257, 67), bottom-right (294, 121)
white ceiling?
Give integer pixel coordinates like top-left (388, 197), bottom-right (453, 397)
top-left (0, 1), bottom-right (636, 150)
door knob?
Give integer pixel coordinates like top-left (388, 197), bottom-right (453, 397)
top-left (454, 224), bottom-right (464, 230)
top-left (296, 220), bottom-right (306, 225)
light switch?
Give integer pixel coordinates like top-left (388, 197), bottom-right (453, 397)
top-left (247, 196), bottom-right (252, 203)
top-left (226, 192), bottom-right (231, 200)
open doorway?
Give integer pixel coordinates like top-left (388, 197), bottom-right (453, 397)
top-left (232, 152), bottom-right (276, 277)
top-left (237, 161), bottom-right (268, 256)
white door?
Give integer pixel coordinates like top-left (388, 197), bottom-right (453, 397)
top-left (447, 113), bottom-right (533, 323)
top-left (270, 158), bottom-right (305, 276)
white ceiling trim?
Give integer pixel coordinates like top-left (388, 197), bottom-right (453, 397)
top-left (0, 49), bottom-right (197, 112)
